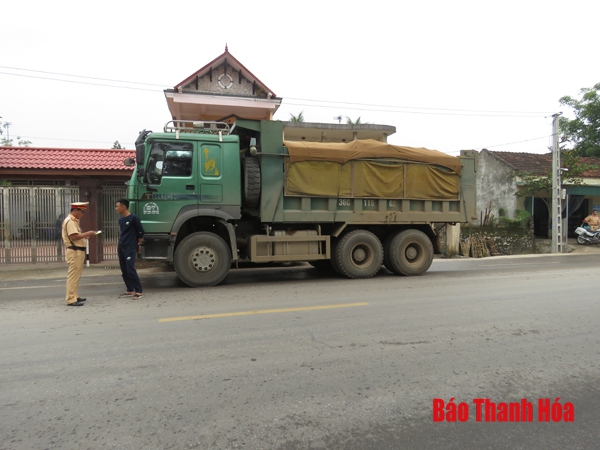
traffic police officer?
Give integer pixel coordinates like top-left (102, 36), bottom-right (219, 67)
top-left (62, 202), bottom-right (97, 306)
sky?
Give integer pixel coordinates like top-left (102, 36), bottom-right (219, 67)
top-left (1, 0), bottom-right (599, 156)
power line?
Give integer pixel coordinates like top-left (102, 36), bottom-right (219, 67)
top-left (285, 97), bottom-right (554, 115)
top-left (483, 134), bottom-right (552, 149)
top-left (444, 134), bottom-right (552, 154)
top-left (0, 65), bottom-right (559, 149)
top-left (0, 72), bottom-right (163, 92)
top-left (283, 101), bottom-right (547, 118)
top-left (16, 135), bottom-right (134, 147)
top-left (0, 66), bottom-right (554, 117)
top-left (0, 65), bottom-right (169, 87)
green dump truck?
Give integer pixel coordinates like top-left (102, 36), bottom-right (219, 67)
top-left (126, 119), bottom-right (473, 287)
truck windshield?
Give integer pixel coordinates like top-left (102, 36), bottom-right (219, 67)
top-left (146, 142), bottom-right (193, 184)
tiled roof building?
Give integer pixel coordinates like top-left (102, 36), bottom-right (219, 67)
top-left (470, 149), bottom-right (600, 237)
top-left (487, 151), bottom-right (600, 178)
top-left (0, 147), bottom-right (134, 175)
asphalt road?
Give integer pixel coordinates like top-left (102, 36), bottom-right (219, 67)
top-left (1, 255), bottom-right (599, 449)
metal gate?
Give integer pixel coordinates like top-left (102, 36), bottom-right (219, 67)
top-left (0, 185), bottom-right (127, 264)
top-left (100, 186), bottom-right (126, 261)
top-left (0, 186), bottom-right (79, 264)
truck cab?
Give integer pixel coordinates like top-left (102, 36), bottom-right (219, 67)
top-left (128, 121), bottom-right (246, 272)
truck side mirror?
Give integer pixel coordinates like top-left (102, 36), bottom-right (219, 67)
top-left (135, 130), bottom-right (151, 163)
top-left (135, 143), bottom-right (145, 165)
top-left (123, 157), bottom-right (135, 166)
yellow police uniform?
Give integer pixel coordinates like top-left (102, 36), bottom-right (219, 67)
top-left (62, 202), bottom-right (89, 305)
top-left (584, 213), bottom-right (600, 231)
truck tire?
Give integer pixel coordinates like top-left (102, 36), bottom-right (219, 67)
top-left (242, 157), bottom-right (261, 209)
top-left (331, 229), bottom-right (383, 279)
top-left (174, 232), bottom-right (231, 287)
top-left (383, 233), bottom-right (394, 272)
top-left (385, 229), bottom-right (433, 276)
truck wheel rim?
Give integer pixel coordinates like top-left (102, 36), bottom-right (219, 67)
top-left (191, 246), bottom-right (216, 271)
top-left (351, 244), bottom-right (373, 267)
top-left (405, 245), bottom-right (418, 260)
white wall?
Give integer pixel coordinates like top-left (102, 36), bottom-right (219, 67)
top-left (475, 150), bottom-right (518, 224)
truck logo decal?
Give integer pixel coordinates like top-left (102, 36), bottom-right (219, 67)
top-left (204, 147), bottom-right (219, 176)
top-left (143, 202), bottom-right (160, 215)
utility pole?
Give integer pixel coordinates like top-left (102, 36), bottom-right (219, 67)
top-left (551, 113), bottom-right (563, 253)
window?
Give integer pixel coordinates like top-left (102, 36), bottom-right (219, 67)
top-left (164, 150), bottom-right (193, 177)
top-left (146, 142), bottom-right (193, 184)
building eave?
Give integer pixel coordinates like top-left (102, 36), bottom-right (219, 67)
top-left (165, 90), bottom-right (281, 121)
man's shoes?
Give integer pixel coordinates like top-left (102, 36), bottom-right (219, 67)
top-left (132, 293), bottom-right (144, 299)
top-left (68, 301), bottom-right (85, 306)
top-left (77, 297), bottom-right (87, 302)
top-left (118, 292), bottom-right (134, 298)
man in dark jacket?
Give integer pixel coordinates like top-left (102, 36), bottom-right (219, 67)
top-left (115, 199), bottom-right (145, 299)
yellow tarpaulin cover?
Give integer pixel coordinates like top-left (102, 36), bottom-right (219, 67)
top-left (405, 164), bottom-right (459, 199)
top-left (286, 160), bottom-right (459, 199)
top-left (284, 139), bottom-right (462, 175)
top-left (284, 140), bottom-right (460, 199)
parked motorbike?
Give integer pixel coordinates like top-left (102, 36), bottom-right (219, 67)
top-left (574, 223), bottom-right (600, 245)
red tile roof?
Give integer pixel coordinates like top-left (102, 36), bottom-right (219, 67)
top-left (486, 150), bottom-right (600, 178)
top-left (0, 147), bottom-right (135, 171)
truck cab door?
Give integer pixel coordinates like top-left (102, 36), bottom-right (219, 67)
top-left (198, 142), bottom-right (241, 218)
top-left (139, 140), bottom-right (197, 233)
top-left (198, 143), bottom-right (223, 204)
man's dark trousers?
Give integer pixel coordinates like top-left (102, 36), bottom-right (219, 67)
top-left (118, 247), bottom-right (142, 293)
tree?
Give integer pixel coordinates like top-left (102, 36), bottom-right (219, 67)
top-left (289, 111), bottom-right (304, 122)
top-left (1, 121), bottom-right (10, 144)
top-left (1, 135), bottom-right (32, 146)
top-left (1, 118), bottom-right (32, 146)
top-left (559, 82), bottom-right (600, 157)
top-left (346, 116), bottom-right (362, 125)
top-left (112, 140), bottom-right (123, 149)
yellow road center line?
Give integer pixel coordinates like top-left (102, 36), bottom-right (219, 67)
top-left (158, 302), bottom-right (370, 323)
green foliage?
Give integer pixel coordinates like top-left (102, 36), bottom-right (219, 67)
top-left (1, 136), bottom-right (31, 146)
top-left (346, 116), bottom-right (371, 125)
top-left (1, 117), bottom-right (32, 146)
top-left (1, 121), bottom-right (10, 144)
top-left (498, 210), bottom-right (531, 229)
top-left (0, 180), bottom-right (12, 186)
top-left (559, 82), bottom-right (600, 157)
top-left (112, 140), bottom-right (123, 149)
top-left (289, 111), bottom-right (305, 122)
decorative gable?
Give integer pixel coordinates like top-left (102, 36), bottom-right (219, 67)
top-left (165, 45), bottom-right (281, 122)
top-left (179, 59), bottom-right (269, 98)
